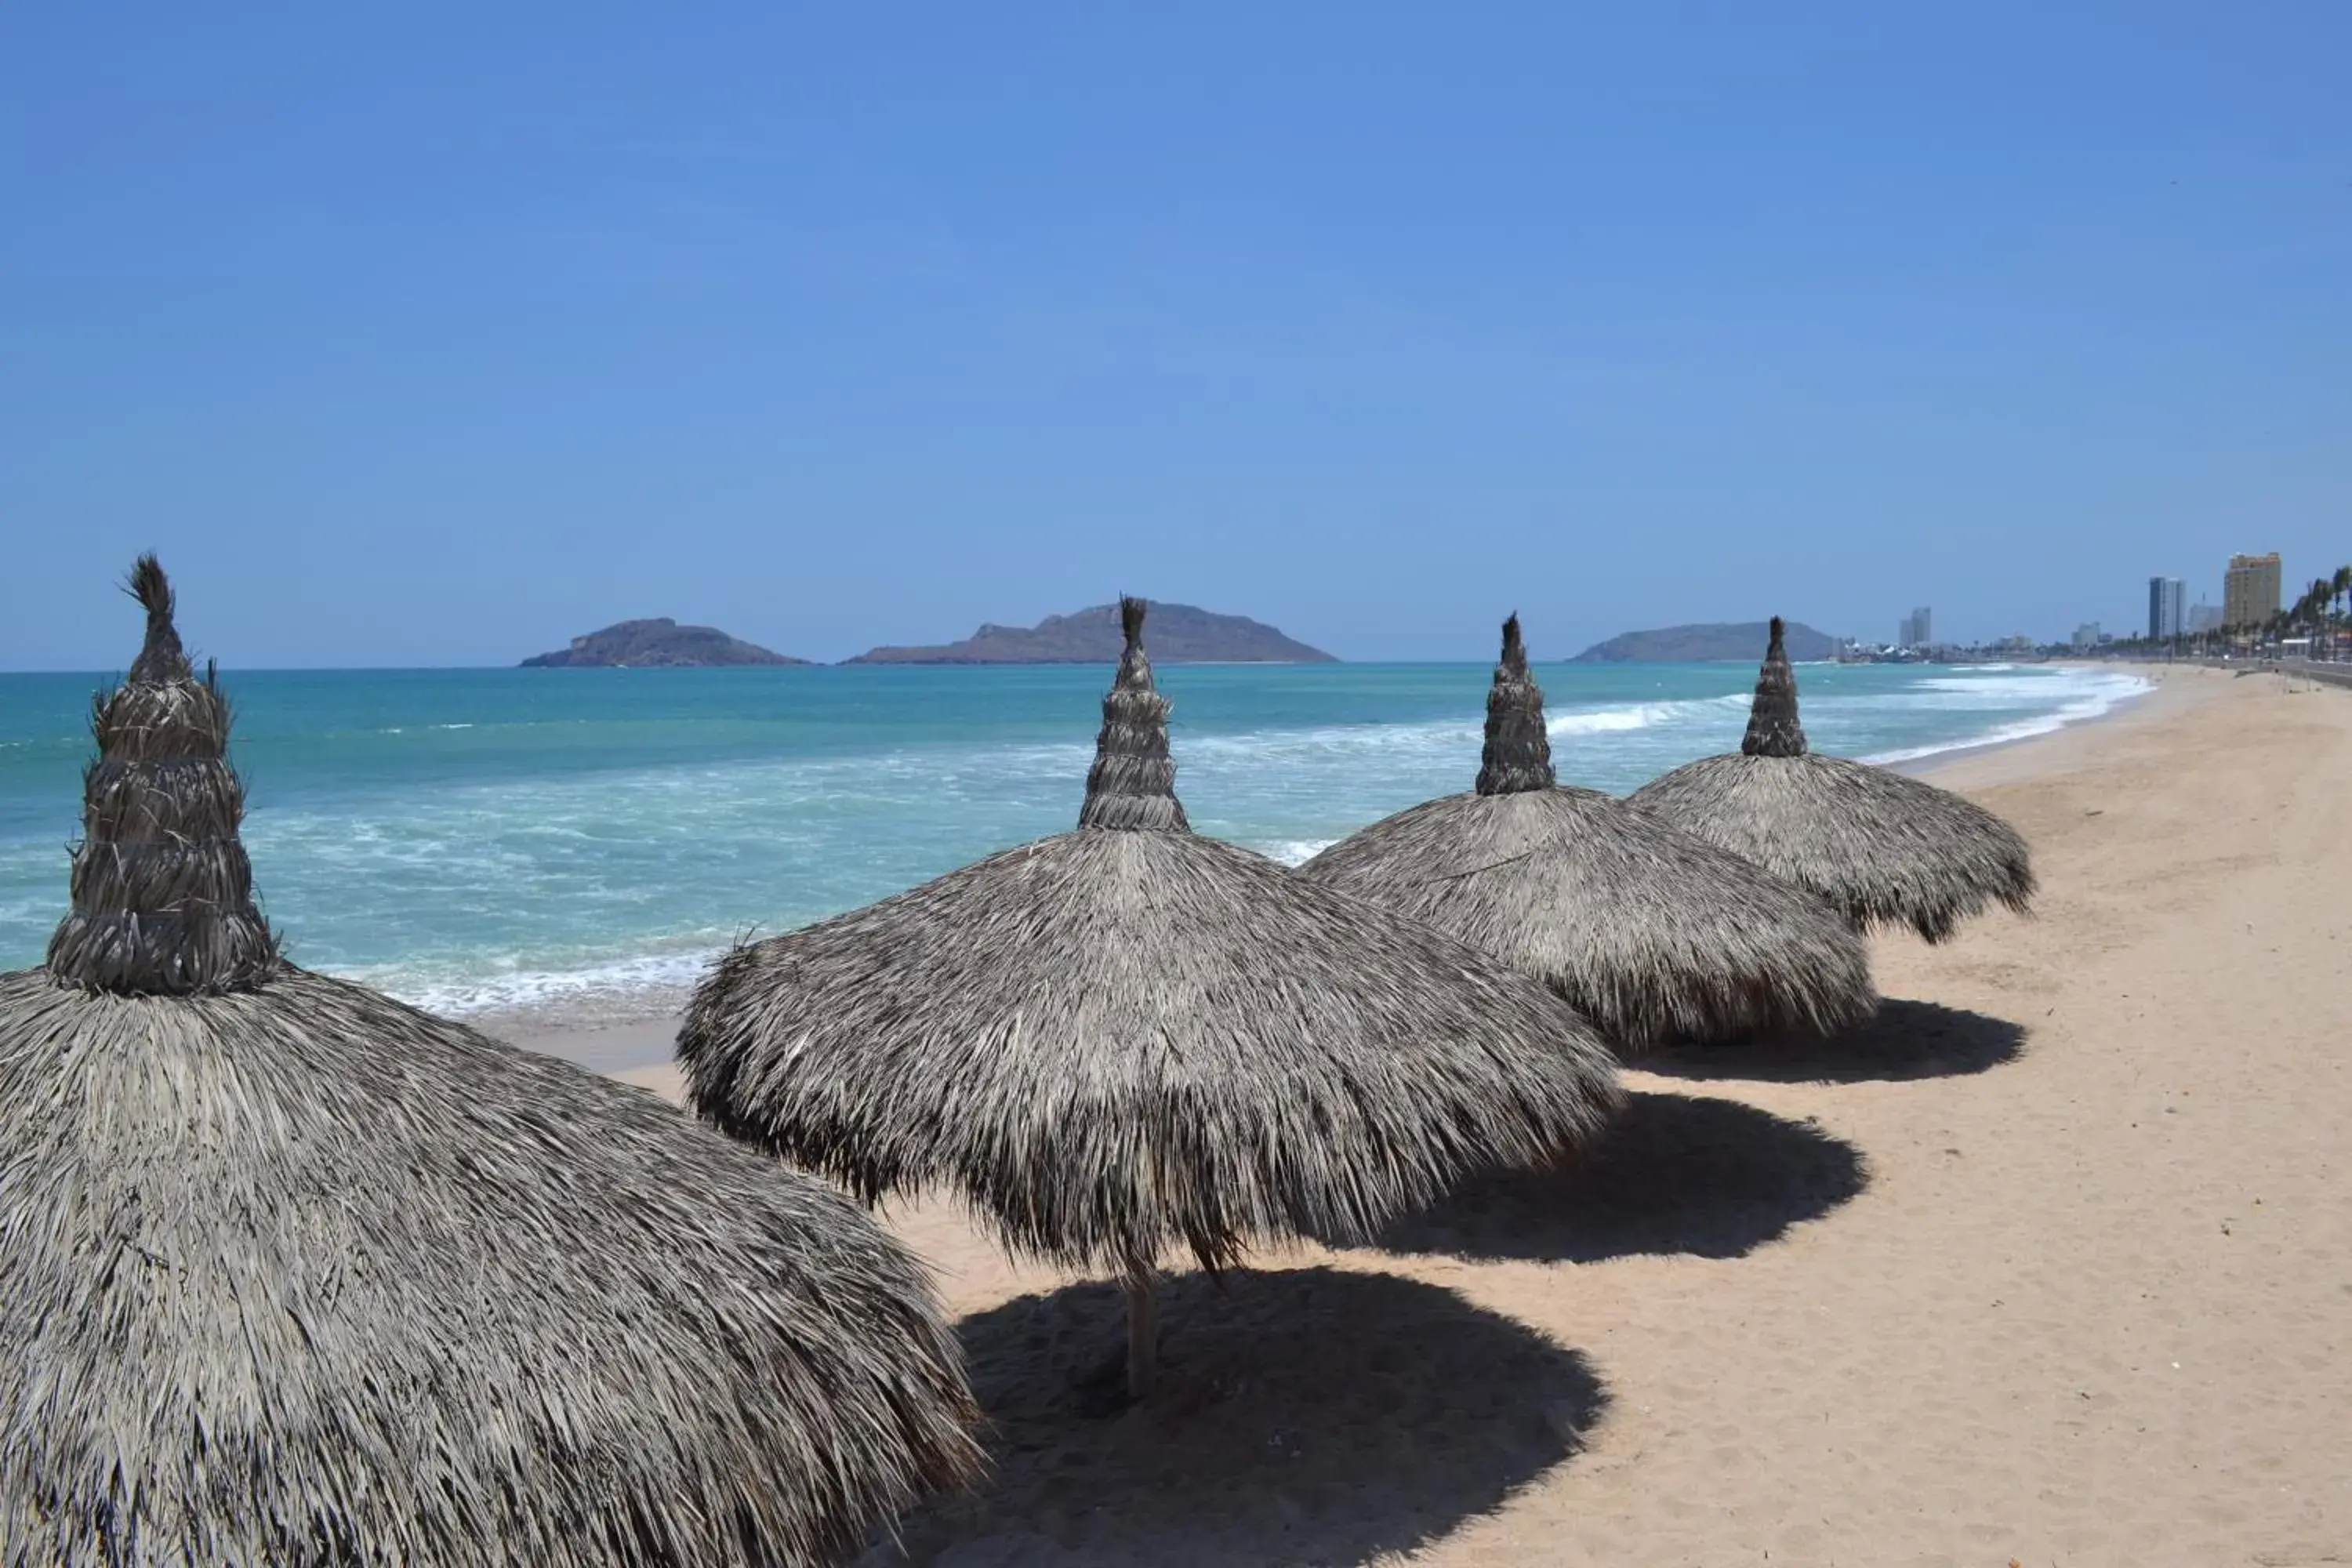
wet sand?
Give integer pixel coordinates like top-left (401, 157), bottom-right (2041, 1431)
top-left (543, 665), bottom-right (2352, 1566)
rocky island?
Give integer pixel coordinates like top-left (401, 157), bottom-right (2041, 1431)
top-left (844, 601), bottom-right (1335, 664)
top-left (521, 619), bottom-right (808, 668)
top-left (1573, 619), bottom-right (1838, 662)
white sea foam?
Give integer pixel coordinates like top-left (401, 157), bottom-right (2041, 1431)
top-left (1263, 838), bottom-right (1338, 866)
top-left (1913, 673), bottom-right (2089, 700)
top-left (1546, 695), bottom-right (1748, 736)
top-left (1860, 668), bottom-right (2150, 764)
top-left (347, 946), bottom-right (725, 1024)
top-left (1178, 720), bottom-right (1472, 765)
top-left (1549, 706), bottom-right (1651, 735)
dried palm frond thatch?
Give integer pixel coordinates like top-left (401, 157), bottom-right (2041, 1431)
top-left (1300, 615), bottom-right (1877, 1052)
top-left (44, 554), bottom-right (281, 994)
top-left (681, 597), bottom-right (1621, 1399)
top-left (2, 557), bottom-right (979, 1568)
top-left (1628, 616), bottom-right (2036, 942)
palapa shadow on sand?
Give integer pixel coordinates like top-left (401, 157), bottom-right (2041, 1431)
top-left (1370, 1091), bottom-right (1867, 1264)
top-left (860, 1267), bottom-right (1606, 1568)
top-left (1641, 999), bottom-right (2027, 1085)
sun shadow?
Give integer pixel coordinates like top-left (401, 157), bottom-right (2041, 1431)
top-left (1371, 1091), bottom-right (1866, 1265)
top-left (1642, 999), bottom-right (2027, 1085)
top-left (862, 1267), bottom-right (1606, 1568)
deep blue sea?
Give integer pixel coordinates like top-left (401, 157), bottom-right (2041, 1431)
top-left (0, 660), bottom-right (2143, 1029)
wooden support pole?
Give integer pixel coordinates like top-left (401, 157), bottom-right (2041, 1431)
top-left (1123, 1268), bottom-right (1158, 1401)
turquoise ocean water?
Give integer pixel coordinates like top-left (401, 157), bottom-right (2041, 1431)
top-left (0, 660), bottom-right (2143, 1030)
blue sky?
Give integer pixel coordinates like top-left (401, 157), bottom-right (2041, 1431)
top-left (2, 3), bottom-right (2346, 666)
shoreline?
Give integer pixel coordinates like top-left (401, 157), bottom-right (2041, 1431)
top-left (1879, 657), bottom-right (2163, 778)
top-left (502, 665), bottom-right (2175, 1080)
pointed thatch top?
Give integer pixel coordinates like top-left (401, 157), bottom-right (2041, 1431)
top-left (1077, 596), bottom-right (1189, 832)
top-left (1740, 615), bottom-right (1809, 758)
top-left (1475, 613), bottom-right (1555, 796)
top-left (45, 555), bottom-right (280, 996)
top-left (1635, 613), bottom-right (2034, 941)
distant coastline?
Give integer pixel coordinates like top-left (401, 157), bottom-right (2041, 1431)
top-left (844, 601), bottom-right (1334, 664)
top-left (1573, 621), bottom-right (1838, 663)
top-left (521, 619), bottom-right (808, 668)
top-left (517, 601), bottom-right (1338, 668)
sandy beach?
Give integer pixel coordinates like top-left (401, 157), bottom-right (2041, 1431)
top-left (552, 665), bottom-right (2352, 1566)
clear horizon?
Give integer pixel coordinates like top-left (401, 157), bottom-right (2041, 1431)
top-left (0, 611), bottom-right (2173, 676)
top-left (3, 4), bottom-right (2345, 668)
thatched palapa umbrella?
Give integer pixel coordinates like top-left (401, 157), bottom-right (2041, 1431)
top-left (1629, 616), bottom-right (2035, 941)
top-left (1299, 615), bottom-right (1876, 1050)
top-left (1, 558), bottom-right (978, 1567)
top-left (681, 598), bottom-right (1621, 1400)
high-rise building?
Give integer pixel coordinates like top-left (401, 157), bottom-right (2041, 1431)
top-left (2073, 622), bottom-right (2102, 650)
top-left (2147, 577), bottom-right (2187, 640)
top-left (2224, 553), bottom-right (2282, 629)
top-left (2188, 601), bottom-right (2223, 633)
top-left (1897, 606), bottom-right (1933, 649)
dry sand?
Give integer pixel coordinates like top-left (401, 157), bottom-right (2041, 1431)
top-left (571, 666), bottom-right (2351, 1566)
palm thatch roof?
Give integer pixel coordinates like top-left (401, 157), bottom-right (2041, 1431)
top-left (680, 599), bottom-right (1621, 1394)
top-left (1628, 615), bottom-right (2036, 942)
top-left (2, 558), bottom-right (978, 1567)
top-left (1299, 615), bottom-right (1876, 1051)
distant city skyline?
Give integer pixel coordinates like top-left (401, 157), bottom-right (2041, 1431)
top-left (2005, 544), bottom-right (2335, 649)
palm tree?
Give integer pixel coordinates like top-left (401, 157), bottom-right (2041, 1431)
top-left (2294, 579), bottom-right (2330, 635)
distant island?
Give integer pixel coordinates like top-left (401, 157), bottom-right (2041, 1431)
top-left (1572, 620), bottom-right (1838, 662)
top-left (521, 619), bottom-right (809, 668)
top-left (844, 602), bottom-right (1337, 664)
